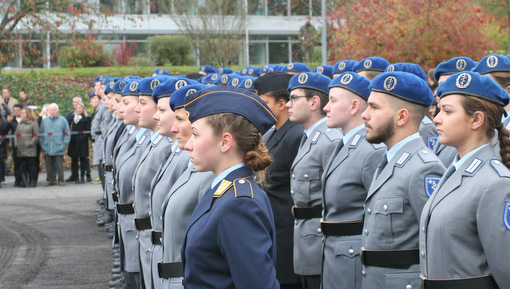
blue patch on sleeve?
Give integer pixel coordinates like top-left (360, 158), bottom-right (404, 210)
top-left (427, 136), bottom-right (438, 150)
top-left (504, 201), bottom-right (510, 231)
top-left (424, 176), bottom-right (441, 197)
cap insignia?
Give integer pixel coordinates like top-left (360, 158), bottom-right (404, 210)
top-left (383, 76), bottom-right (397, 91)
top-left (298, 73), bottom-right (308, 84)
top-left (456, 59), bottom-right (467, 71)
top-left (455, 72), bottom-right (472, 89)
top-left (340, 73), bottom-right (353, 85)
top-left (487, 55), bottom-right (498, 68)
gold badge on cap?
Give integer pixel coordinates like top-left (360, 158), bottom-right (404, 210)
top-left (287, 63), bottom-right (294, 70)
top-left (244, 79), bottom-right (253, 89)
top-left (109, 82), bottom-right (114, 89)
top-left (221, 75), bottom-right (228, 84)
top-left (150, 79), bottom-right (160, 91)
top-left (232, 78), bottom-right (240, 86)
top-left (456, 59), bottom-right (467, 71)
top-left (119, 81), bottom-right (127, 91)
top-left (386, 65), bottom-right (395, 72)
top-left (455, 72), bottom-right (472, 89)
top-left (263, 65), bottom-right (269, 71)
top-left (487, 55), bottom-right (498, 68)
top-left (364, 59), bottom-right (372, 69)
top-left (211, 74), bottom-right (218, 81)
top-left (158, 70), bottom-right (164, 74)
top-left (185, 88), bottom-right (197, 96)
top-left (249, 68), bottom-right (254, 75)
top-left (218, 68), bottom-right (224, 74)
top-left (340, 73), bottom-right (353, 85)
top-left (317, 66), bottom-right (324, 74)
top-left (242, 68), bottom-right (247, 75)
top-left (298, 73), bottom-right (308, 84)
top-left (338, 62), bottom-right (346, 71)
top-left (129, 81), bottom-right (138, 92)
top-left (175, 79), bottom-right (187, 90)
top-left (383, 76), bottom-right (397, 91)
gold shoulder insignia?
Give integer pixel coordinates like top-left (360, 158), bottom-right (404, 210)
top-left (213, 180), bottom-right (233, 198)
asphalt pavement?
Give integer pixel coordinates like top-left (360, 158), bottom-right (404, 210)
top-left (0, 169), bottom-right (112, 289)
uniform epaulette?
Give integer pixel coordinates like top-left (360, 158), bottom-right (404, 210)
top-left (174, 148), bottom-right (183, 155)
top-left (418, 148), bottom-right (438, 163)
top-left (323, 128), bottom-right (342, 142)
top-left (490, 159), bottom-right (510, 178)
top-left (213, 180), bottom-right (233, 198)
top-left (349, 134), bottom-right (362, 148)
top-left (233, 178), bottom-right (254, 198)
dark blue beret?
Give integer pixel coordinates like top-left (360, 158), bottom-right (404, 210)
top-left (288, 72), bottom-right (331, 95)
top-left (472, 54), bottom-right (510, 75)
top-left (240, 66), bottom-right (254, 76)
top-left (437, 71), bottom-right (509, 107)
top-left (386, 63), bottom-right (427, 82)
top-left (152, 77), bottom-right (194, 103)
top-left (227, 75), bottom-right (244, 87)
top-left (215, 74), bottom-right (236, 86)
top-left (329, 72), bottom-right (371, 100)
top-left (88, 91), bottom-right (96, 99)
top-left (200, 65), bottom-right (216, 74)
top-left (121, 79), bottom-right (142, 96)
top-left (237, 76), bottom-right (258, 92)
top-left (370, 71), bottom-right (433, 107)
top-left (104, 80), bottom-right (117, 95)
top-left (434, 57), bottom-right (476, 81)
top-left (136, 76), bottom-right (170, 98)
top-left (100, 76), bottom-right (111, 85)
top-left (170, 84), bottom-right (207, 111)
top-left (202, 73), bottom-right (221, 84)
top-left (333, 60), bottom-right (357, 75)
top-left (153, 69), bottom-right (170, 76)
top-left (268, 65), bottom-right (286, 73)
top-left (113, 77), bottom-right (135, 94)
top-left (94, 75), bottom-right (106, 83)
top-left (285, 62), bottom-right (311, 73)
top-left (217, 67), bottom-right (233, 74)
top-left (354, 57), bottom-right (390, 72)
top-left (184, 86), bottom-right (277, 134)
top-left (253, 72), bottom-right (293, 95)
top-left (262, 64), bottom-right (272, 73)
top-left (313, 65), bottom-right (334, 78)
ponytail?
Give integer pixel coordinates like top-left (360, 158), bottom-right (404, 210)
top-left (497, 124), bottom-right (510, 169)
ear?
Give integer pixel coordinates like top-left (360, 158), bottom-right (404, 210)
top-left (505, 85), bottom-right (510, 96)
top-left (350, 99), bottom-right (361, 115)
top-left (395, 108), bottom-right (410, 127)
top-left (277, 98), bottom-right (287, 111)
top-left (471, 111), bottom-right (485, 130)
top-left (309, 95), bottom-right (321, 111)
top-left (220, 132), bottom-right (234, 153)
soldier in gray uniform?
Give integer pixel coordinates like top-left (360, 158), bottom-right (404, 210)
top-left (159, 84), bottom-right (214, 289)
top-left (321, 73), bottom-right (385, 289)
top-left (286, 72), bottom-right (342, 289)
top-left (359, 71), bottom-right (445, 289)
top-left (148, 77), bottom-right (192, 289)
top-left (420, 71), bottom-right (510, 288)
top-left (132, 76), bottom-right (173, 289)
top-left (91, 76), bottom-right (109, 189)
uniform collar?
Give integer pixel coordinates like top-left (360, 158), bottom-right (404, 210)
top-left (304, 117), bottom-right (327, 138)
top-left (342, 124), bottom-right (365, 145)
top-left (386, 132), bottom-right (420, 163)
top-left (211, 163), bottom-right (245, 189)
top-left (453, 142), bottom-right (490, 170)
top-left (136, 128), bottom-right (147, 142)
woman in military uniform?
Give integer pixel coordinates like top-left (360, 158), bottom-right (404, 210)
top-left (180, 86), bottom-right (279, 289)
top-left (419, 71), bottom-right (510, 288)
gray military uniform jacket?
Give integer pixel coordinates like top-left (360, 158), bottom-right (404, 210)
top-left (290, 119), bottom-right (342, 275)
top-left (361, 136), bottom-right (445, 289)
top-left (420, 144), bottom-right (510, 287)
top-left (418, 116), bottom-right (438, 150)
top-left (103, 118), bottom-right (124, 210)
top-left (91, 100), bottom-right (105, 165)
top-left (321, 127), bottom-right (385, 289)
top-left (161, 165), bottom-right (214, 289)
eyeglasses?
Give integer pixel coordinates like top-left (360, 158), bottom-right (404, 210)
top-left (289, 95), bottom-right (307, 104)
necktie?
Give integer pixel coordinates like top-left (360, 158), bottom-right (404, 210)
top-left (299, 133), bottom-right (308, 148)
top-left (331, 141), bottom-right (344, 161)
top-left (438, 166), bottom-right (456, 189)
top-left (376, 155), bottom-right (388, 177)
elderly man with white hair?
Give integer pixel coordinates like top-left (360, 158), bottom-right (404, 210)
top-left (39, 103), bottom-right (71, 186)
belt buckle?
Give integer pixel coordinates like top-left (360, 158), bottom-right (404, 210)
top-left (150, 229), bottom-right (156, 243)
top-left (419, 274), bottom-right (426, 289)
top-left (360, 247), bottom-right (366, 265)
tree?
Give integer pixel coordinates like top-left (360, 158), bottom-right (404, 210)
top-left (479, 0), bottom-right (510, 54)
top-left (328, 0), bottom-right (500, 69)
top-left (160, 0), bottom-right (247, 66)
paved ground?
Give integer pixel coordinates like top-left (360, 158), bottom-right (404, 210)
top-left (0, 170), bottom-right (112, 289)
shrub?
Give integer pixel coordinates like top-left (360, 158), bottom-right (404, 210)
top-left (127, 55), bottom-right (154, 67)
top-left (57, 38), bottom-right (112, 68)
top-left (148, 35), bottom-right (194, 66)
top-left (115, 42), bottom-right (138, 66)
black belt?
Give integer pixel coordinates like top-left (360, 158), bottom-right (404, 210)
top-left (420, 274), bottom-right (498, 289)
top-left (292, 205), bottom-right (322, 219)
top-left (95, 131), bottom-right (102, 135)
top-left (112, 191), bottom-right (119, 202)
top-left (134, 217), bottom-right (152, 230)
top-left (104, 164), bottom-right (113, 172)
top-left (360, 247), bottom-right (419, 267)
top-left (151, 230), bottom-right (162, 245)
top-left (158, 262), bottom-right (183, 279)
top-left (117, 203), bottom-right (134, 214)
top-left (320, 219), bottom-right (363, 236)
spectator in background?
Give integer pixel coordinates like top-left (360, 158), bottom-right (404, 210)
top-left (37, 104), bottom-right (52, 182)
top-left (39, 103), bottom-right (70, 186)
top-left (66, 96), bottom-right (82, 124)
top-left (0, 94), bottom-right (11, 117)
top-left (14, 107), bottom-right (39, 187)
top-left (67, 101), bottom-right (91, 183)
top-left (19, 89), bottom-right (33, 106)
top-left (65, 96), bottom-right (84, 182)
top-left (8, 104), bottom-right (22, 187)
top-left (299, 17), bottom-right (316, 64)
top-left (2, 88), bottom-right (19, 113)
top-left (0, 110), bottom-right (9, 187)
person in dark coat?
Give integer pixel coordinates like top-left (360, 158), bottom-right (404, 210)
top-left (67, 101), bottom-right (91, 183)
top-left (0, 110), bottom-right (9, 186)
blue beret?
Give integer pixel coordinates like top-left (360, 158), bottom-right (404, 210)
top-left (152, 77), bottom-right (194, 103)
top-left (121, 79), bottom-right (142, 96)
top-left (285, 62), bottom-right (311, 73)
top-left (136, 76), bottom-right (170, 97)
top-left (354, 57), bottom-right (390, 72)
top-left (100, 76), bottom-right (111, 85)
top-left (288, 72), bottom-right (331, 94)
top-left (333, 60), bottom-right (357, 75)
top-left (262, 64), bottom-right (272, 74)
top-left (113, 79), bottom-right (130, 94)
top-left (215, 74), bottom-right (236, 86)
top-left (437, 71), bottom-right (509, 107)
top-left (268, 65), bottom-right (286, 73)
top-left (370, 71), bottom-right (433, 107)
top-left (227, 75), bottom-right (244, 87)
top-left (202, 73), bottom-right (220, 84)
top-left (240, 66), bottom-right (253, 76)
top-left (386, 63), bottom-right (427, 82)
top-left (170, 84), bottom-right (207, 111)
top-left (434, 57), bottom-right (476, 81)
top-left (95, 75), bottom-right (106, 83)
top-left (104, 80), bottom-right (117, 95)
top-left (200, 65), bottom-right (216, 74)
top-left (329, 72), bottom-right (371, 100)
top-left (217, 67), bottom-right (233, 74)
top-left (237, 76), bottom-right (257, 92)
top-left (88, 91), bottom-right (96, 99)
top-left (313, 65), bottom-right (334, 78)
top-left (472, 54), bottom-right (510, 75)
top-left (153, 68), bottom-right (170, 76)
top-left (184, 86), bottom-right (277, 134)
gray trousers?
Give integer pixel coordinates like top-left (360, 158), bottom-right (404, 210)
top-left (45, 155), bottom-right (64, 183)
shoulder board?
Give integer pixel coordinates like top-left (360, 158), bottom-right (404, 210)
top-left (128, 126), bottom-right (136, 134)
top-left (395, 152), bottom-right (411, 167)
top-left (323, 128), bottom-right (342, 142)
top-left (310, 131), bottom-right (321, 144)
top-left (233, 178), bottom-right (254, 198)
top-left (490, 159), bottom-right (510, 178)
top-left (174, 148), bottom-right (183, 155)
top-left (349, 134), bottom-right (362, 148)
top-left (465, 158), bottom-right (483, 175)
top-left (426, 136), bottom-right (438, 150)
top-left (138, 135), bottom-right (147, 145)
top-left (153, 135), bottom-right (163, 145)
top-left (213, 180), bottom-right (233, 198)
top-left (418, 148), bottom-right (439, 163)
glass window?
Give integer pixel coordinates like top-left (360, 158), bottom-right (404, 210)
top-left (291, 0), bottom-right (308, 15)
top-left (248, 0), bottom-right (265, 15)
top-left (267, 0), bottom-right (287, 16)
top-left (249, 42), bottom-right (266, 65)
top-left (125, 0), bottom-right (146, 14)
top-left (268, 42), bottom-right (288, 63)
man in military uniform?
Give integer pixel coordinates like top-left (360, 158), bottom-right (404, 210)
top-left (286, 72), bottom-right (342, 289)
top-left (299, 17), bottom-right (316, 64)
top-left (360, 71), bottom-right (445, 289)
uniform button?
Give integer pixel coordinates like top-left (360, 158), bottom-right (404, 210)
top-left (304, 174), bottom-right (309, 178)
top-left (148, 249), bottom-right (152, 253)
top-left (406, 285), bottom-right (413, 289)
top-left (321, 237), bottom-right (325, 242)
top-left (495, 160), bottom-right (501, 165)
top-left (326, 129), bottom-right (331, 132)
top-left (422, 226), bottom-right (425, 232)
top-left (364, 229), bottom-right (368, 236)
top-left (317, 228), bottom-right (321, 233)
top-left (239, 179), bottom-right (246, 184)
top-left (383, 204), bottom-right (388, 211)
top-left (367, 208), bottom-right (372, 214)
top-left (159, 238), bottom-right (163, 243)
top-left (362, 270), bottom-right (366, 277)
top-left (148, 211), bottom-right (151, 216)
top-left (291, 174), bottom-right (295, 179)
top-left (111, 181), bottom-right (114, 185)
top-left (291, 190), bottom-right (294, 195)
top-left (348, 249), bottom-right (354, 255)
top-left (149, 193), bottom-right (151, 197)
top-left (421, 251), bottom-right (425, 257)
top-left (422, 150), bottom-right (428, 154)
top-left (294, 221), bottom-right (298, 225)
top-left (160, 216), bottom-right (162, 220)
top-left (110, 155), bottom-right (113, 158)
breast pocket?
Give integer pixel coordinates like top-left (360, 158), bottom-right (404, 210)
top-left (294, 169), bottom-right (322, 205)
top-left (373, 198), bottom-right (405, 243)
